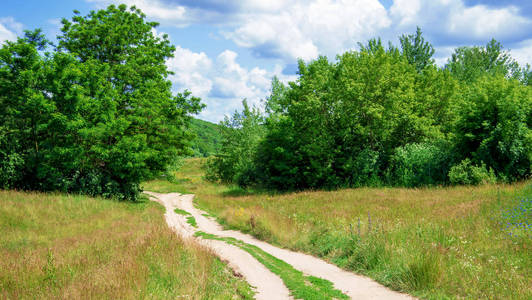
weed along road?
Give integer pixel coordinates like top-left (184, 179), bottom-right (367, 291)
top-left (145, 191), bottom-right (414, 300)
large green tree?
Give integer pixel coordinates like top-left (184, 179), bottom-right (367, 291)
top-left (0, 5), bottom-right (203, 200)
top-left (58, 5), bottom-right (203, 176)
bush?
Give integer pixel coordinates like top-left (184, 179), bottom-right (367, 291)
top-left (448, 159), bottom-right (497, 185)
top-left (0, 152), bottom-right (23, 189)
top-left (348, 149), bottom-right (382, 187)
top-left (452, 75), bottom-right (532, 182)
top-left (388, 142), bottom-right (453, 187)
top-left (235, 167), bottom-right (260, 189)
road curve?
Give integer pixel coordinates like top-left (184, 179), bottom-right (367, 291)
top-left (146, 191), bottom-right (413, 300)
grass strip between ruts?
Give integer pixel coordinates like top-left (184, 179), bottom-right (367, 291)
top-left (174, 208), bottom-right (198, 228)
top-left (186, 216), bottom-right (198, 228)
top-left (174, 208), bottom-right (191, 215)
top-left (195, 231), bottom-right (349, 300)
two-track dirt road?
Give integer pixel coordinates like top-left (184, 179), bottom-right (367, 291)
top-left (146, 191), bottom-right (413, 300)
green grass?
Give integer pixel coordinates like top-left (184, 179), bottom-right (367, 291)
top-left (146, 158), bottom-right (532, 299)
top-left (186, 216), bottom-right (198, 228)
top-left (189, 117), bottom-right (222, 157)
top-left (195, 231), bottom-right (348, 300)
top-left (172, 208), bottom-right (198, 228)
top-left (142, 176), bottom-right (189, 194)
top-left (0, 190), bottom-right (253, 299)
top-left (174, 208), bottom-right (191, 215)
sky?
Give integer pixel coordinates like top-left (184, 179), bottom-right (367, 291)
top-left (1, 0), bottom-right (532, 122)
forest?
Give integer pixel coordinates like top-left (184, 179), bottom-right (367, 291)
top-left (207, 28), bottom-right (532, 190)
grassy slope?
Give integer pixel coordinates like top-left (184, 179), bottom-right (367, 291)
top-left (0, 190), bottom-right (253, 299)
top-left (144, 158), bottom-right (531, 300)
top-left (189, 118), bottom-right (222, 157)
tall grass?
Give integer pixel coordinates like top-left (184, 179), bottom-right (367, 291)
top-left (151, 158), bottom-right (532, 299)
top-left (0, 190), bottom-right (253, 299)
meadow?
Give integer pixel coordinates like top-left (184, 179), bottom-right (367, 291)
top-left (144, 158), bottom-right (532, 299)
top-left (0, 190), bottom-right (253, 299)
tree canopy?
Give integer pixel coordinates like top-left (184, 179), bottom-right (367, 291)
top-left (207, 28), bottom-right (532, 190)
top-left (0, 5), bottom-right (203, 200)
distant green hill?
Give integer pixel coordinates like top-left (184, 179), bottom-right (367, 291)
top-left (189, 118), bottom-right (222, 157)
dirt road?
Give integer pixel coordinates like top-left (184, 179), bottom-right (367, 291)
top-left (146, 192), bottom-right (413, 300)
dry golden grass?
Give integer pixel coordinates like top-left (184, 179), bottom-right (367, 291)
top-left (0, 190), bottom-right (253, 299)
top-left (149, 158), bottom-right (532, 300)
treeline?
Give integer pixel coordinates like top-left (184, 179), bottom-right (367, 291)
top-left (207, 28), bottom-right (532, 190)
top-left (0, 5), bottom-right (203, 200)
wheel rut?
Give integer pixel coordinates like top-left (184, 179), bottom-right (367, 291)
top-left (145, 191), bottom-right (413, 300)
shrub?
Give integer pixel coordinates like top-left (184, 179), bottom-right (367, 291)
top-left (0, 152), bottom-right (23, 189)
top-left (452, 75), bottom-right (532, 182)
top-left (448, 159), bottom-right (497, 185)
top-left (388, 142), bottom-right (453, 187)
top-left (344, 149), bottom-right (382, 187)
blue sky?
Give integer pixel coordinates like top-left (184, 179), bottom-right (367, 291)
top-left (1, 0), bottom-right (531, 122)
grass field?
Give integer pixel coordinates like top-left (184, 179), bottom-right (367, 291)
top-left (0, 190), bottom-right (253, 299)
top-left (144, 158), bottom-right (532, 300)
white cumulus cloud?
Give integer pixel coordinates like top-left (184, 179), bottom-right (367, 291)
top-left (85, 0), bottom-right (532, 64)
top-left (0, 17), bottom-right (23, 44)
top-left (83, 0), bottom-right (532, 121)
top-left (87, 0), bottom-right (188, 25)
top-left (226, 0), bottom-right (391, 61)
top-left (167, 46), bottom-right (213, 98)
top-left (510, 39), bottom-right (532, 67)
top-left (390, 0), bottom-right (421, 26)
top-left (167, 46), bottom-right (292, 122)
top-left (448, 4), bottom-right (531, 40)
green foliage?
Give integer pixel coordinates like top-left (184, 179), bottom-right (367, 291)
top-left (0, 5), bottom-right (203, 200)
top-left (188, 118), bottom-right (222, 157)
top-left (196, 29), bottom-right (532, 191)
top-left (256, 39), bottom-right (454, 190)
top-left (448, 159), bottom-right (497, 185)
top-left (521, 64), bottom-right (532, 86)
top-left (205, 100), bottom-right (265, 187)
top-left (452, 75), bottom-right (532, 181)
top-left (0, 150), bottom-right (23, 189)
top-left (399, 27), bottom-right (435, 72)
top-left (389, 142), bottom-right (453, 187)
top-left (446, 39), bottom-right (520, 83)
